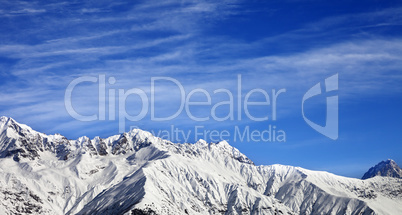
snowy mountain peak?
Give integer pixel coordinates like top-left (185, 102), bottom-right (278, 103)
top-left (362, 159), bottom-right (402, 179)
top-left (387, 159), bottom-right (398, 165)
top-left (0, 116), bottom-right (8, 123)
top-left (0, 116), bottom-right (20, 132)
top-left (0, 115), bottom-right (12, 122)
top-left (195, 139), bottom-right (208, 146)
top-left (215, 140), bottom-right (231, 148)
top-left (0, 116), bottom-right (31, 130)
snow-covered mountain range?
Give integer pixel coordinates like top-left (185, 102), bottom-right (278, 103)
top-left (0, 116), bottom-right (401, 215)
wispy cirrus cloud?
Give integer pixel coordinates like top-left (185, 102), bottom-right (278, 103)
top-left (0, 0), bottom-right (401, 140)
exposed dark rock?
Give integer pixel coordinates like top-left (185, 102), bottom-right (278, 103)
top-left (362, 159), bottom-right (402, 179)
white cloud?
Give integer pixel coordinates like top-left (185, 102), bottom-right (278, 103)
top-left (1, 1), bottom-right (401, 138)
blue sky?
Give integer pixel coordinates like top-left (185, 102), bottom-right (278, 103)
top-left (1, 0), bottom-right (402, 178)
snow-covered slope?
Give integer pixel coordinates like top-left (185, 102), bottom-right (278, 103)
top-left (362, 159), bottom-right (402, 180)
top-left (0, 116), bottom-right (401, 215)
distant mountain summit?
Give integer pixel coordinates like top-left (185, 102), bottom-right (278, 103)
top-left (362, 159), bottom-right (402, 179)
